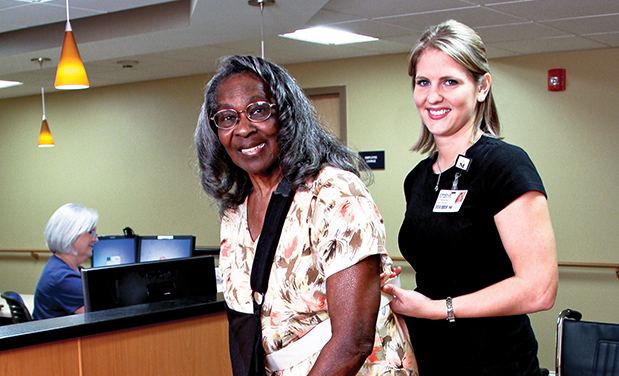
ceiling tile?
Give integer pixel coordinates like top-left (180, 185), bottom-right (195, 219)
top-left (495, 35), bottom-right (608, 55)
top-left (541, 14), bottom-right (619, 36)
top-left (376, 6), bottom-right (527, 31)
top-left (488, 0), bottom-right (619, 21)
top-left (323, 0), bottom-right (476, 19)
top-left (323, 19), bottom-right (418, 39)
top-left (476, 22), bottom-right (570, 43)
top-left (584, 32), bottom-right (619, 47)
top-left (306, 8), bottom-right (364, 26)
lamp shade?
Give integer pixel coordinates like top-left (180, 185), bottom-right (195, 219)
top-left (55, 24), bottom-right (89, 90)
top-left (38, 118), bottom-right (54, 147)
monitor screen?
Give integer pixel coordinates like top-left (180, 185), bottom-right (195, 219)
top-left (81, 255), bottom-right (217, 312)
top-left (138, 235), bottom-right (195, 262)
top-left (91, 236), bottom-right (138, 267)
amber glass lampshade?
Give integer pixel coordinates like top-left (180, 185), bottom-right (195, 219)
top-left (54, 22), bottom-right (89, 90)
top-left (38, 117), bottom-right (54, 147)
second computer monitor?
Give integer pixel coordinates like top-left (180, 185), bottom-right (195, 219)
top-left (138, 235), bottom-right (195, 262)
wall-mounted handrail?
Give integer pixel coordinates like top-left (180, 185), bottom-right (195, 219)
top-left (557, 261), bottom-right (619, 278)
top-left (3, 251), bottom-right (619, 278)
top-left (0, 249), bottom-right (51, 260)
top-left (390, 256), bottom-right (619, 279)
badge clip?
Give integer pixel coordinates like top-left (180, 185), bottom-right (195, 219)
top-left (455, 154), bottom-right (471, 172)
top-left (451, 155), bottom-right (472, 190)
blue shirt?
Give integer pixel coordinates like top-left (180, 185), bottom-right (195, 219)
top-left (33, 254), bottom-right (84, 320)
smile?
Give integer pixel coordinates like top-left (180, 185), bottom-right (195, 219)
top-left (241, 143), bottom-right (265, 155)
top-left (429, 108), bottom-right (450, 116)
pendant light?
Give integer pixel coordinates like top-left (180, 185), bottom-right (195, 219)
top-left (55, 0), bottom-right (89, 90)
top-left (34, 57), bottom-right (54, 147)
top-left (248, 0), bottom-right (275, 59)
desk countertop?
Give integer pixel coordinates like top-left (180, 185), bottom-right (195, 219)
top-left (0, 295), bottom-right (224, 352)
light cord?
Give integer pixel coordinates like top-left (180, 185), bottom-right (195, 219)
top-left (41, 87), bottom-right (46, 119)
top-left (38, 58), bottom-right (46, 119)
top-left (260, 1), bottom-right (265, 58)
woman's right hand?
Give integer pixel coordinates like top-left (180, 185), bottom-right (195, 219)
top-left (381, 283), bottom-right (445, 320)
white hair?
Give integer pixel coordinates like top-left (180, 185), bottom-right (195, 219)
top-left (44, 203), bottom-right (99, 255)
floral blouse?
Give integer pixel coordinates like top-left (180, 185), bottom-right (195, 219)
top-left (220, 167), bottom-right (417, 376)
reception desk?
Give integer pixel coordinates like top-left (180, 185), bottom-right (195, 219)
top-left (0, 296), bottom-right (231, 376)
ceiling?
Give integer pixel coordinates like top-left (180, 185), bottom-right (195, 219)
top-left (1, 0), bottom-right (618, 99)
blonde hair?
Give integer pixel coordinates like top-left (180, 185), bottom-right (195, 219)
top-left (409, 19), bottom-right (501, 154)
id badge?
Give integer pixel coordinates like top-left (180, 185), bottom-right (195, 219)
top-left (433, 190), bottom-right (467, 213)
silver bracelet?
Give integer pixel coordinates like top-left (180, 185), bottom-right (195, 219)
top-left (446, 296), bottom-right (455, 322)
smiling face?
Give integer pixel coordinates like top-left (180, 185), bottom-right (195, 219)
top-left (216, 73), bottom-right (280, 181)
top-left (413, 47), bottom-right (490, 142)
top-left (72, 229), bottom-right (97, 260)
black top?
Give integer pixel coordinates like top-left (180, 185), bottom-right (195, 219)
top-left (399, 136), bottom-right (546, 376)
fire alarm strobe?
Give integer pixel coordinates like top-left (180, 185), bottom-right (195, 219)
top-left (548, 68), bottom-right (566, 91)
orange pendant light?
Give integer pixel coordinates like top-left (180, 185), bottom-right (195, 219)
top-left (38, 86), bottom-right (54, 147)
top-left (34, 58), bottom-right (54, 147)
top-left (38, 118), bottom-right (54, 147)
top-left (54, 0), bottom-right (89, 90)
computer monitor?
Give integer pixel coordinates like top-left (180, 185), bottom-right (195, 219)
top-left (138, 235), bottom-right (195, 263)
top-left (81, 255), bottom-right (217, 312)
top-left (91, 235), bottom-right (138, 267)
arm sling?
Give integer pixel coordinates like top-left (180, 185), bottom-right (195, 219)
top-left (225, 178), bottom-right (295, 376)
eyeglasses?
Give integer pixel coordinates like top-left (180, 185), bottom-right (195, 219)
top-left (211, 102), bottom-right (275, 130)
top-left (87, 229), bottom-right (97, 238)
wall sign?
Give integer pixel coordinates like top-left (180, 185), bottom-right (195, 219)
top-left (359, 150), bottom-right (385, 170)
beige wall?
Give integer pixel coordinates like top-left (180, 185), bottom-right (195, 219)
top-left (2, 48), bottom-right (619, 368)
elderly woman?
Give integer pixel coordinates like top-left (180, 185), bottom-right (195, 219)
top-left (382, 20), bottom-right (558, 375)
top-left (33, 203), bottom-right (98, 320)
top-left (195, 55), bottom-right (415, 376)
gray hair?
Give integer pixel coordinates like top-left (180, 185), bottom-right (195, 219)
top-left (195, 55), bottom-right (371, 214)
top-left (408, 19), bottom-right (501, 154)
top-left (45, 203), bottom-right (98, 255)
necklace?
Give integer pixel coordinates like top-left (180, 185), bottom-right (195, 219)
top-left (434, 156), bottom-right (461, 191)
top-left (434, 159), bottom-right (442, 192)
top-left (434, 154), bottom-right (469, 191)
top-left (434, 133), bottom-right (482, 192)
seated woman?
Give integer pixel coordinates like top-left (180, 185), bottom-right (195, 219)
top-left (33, 203), bottom-right (99, 320)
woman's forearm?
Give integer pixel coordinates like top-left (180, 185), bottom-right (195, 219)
top-left (308, 255), bottom-right (381, 376)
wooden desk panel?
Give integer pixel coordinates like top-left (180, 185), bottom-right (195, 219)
top-left (0, 339), bottom-right (80, 376)
top-left (80, 312), bottom-right (231, 376)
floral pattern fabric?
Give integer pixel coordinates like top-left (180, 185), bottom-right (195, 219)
top-left (219, 167), bottom-right (417, 376)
